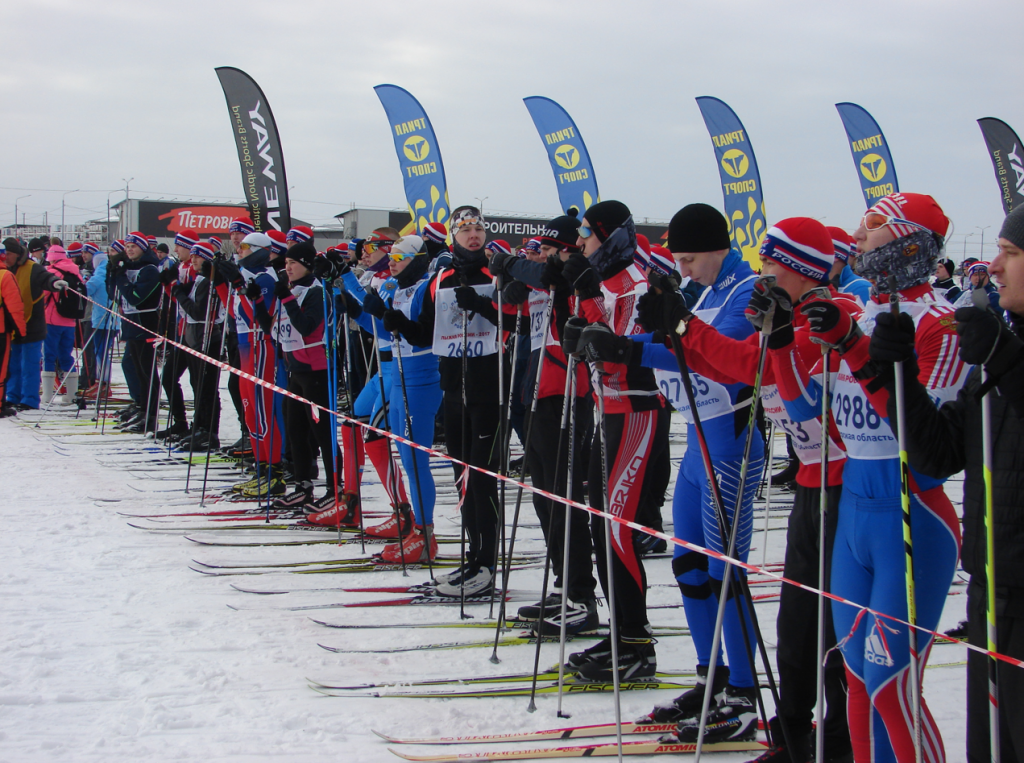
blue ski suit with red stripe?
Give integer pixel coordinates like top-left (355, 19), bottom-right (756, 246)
top-left (770, 283), bottom-right (968, 763)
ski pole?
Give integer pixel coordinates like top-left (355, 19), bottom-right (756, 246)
top-left (393, 325), bottom-right (433, 579)
top-left (888, 275), bottom-right (922, 763)
top-left (693, 309), bottom-right (774, 763)
top-left (554, 343), bottom-right (581, 720)
top-left (815, 347), bottom-right (831, 763)
top-left (322, 281), bottom-right (340, 543)
top-left (971, 287), bottom-right (1001, 761)
top-left (759, 421), bottom-right (774, 569)
top-left (378, 320), bottom-right (410, 578)
top-left (488, 277), bottom-right (507, 620)
top-left (492, 297), bottom-right (553, 665)
top-left (200, 278), bottom-right (232, 507)
top-left (525, 296), bottom-right (577, 709)
top-left (34, 327), bottom-right (99, 424)
top-left (458, 273), bottom-right (472, 621)
top-left (186, 273), bottom-right (220, 491)
top-left (264, 295), bottom-right (283, 519)
top-left (341, 292), bottom-right (366, 552)
top-left (646, 273), bottom-right (785, 757)
top-left (594, 379), bottom-right (624, 763)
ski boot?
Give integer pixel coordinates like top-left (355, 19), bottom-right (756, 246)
top-left (638, 665), bottom-right (731, 724)
top-left (271, 480), bottom-right (314, 510)
top-left (380, 524), bottom-right (438, 563)
top-left (364, 503), bottom-right (414, 539)
top-left (674, 684), bottom-right (759, 744)
top-left (305, 492), bottom-right (360, 527)
top-left (576, 636), bottom-right (656, 682)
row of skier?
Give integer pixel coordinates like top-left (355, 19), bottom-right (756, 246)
top-left (21, 191), bottom-right (1024, 763)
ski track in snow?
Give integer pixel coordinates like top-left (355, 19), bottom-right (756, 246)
top-left (0, 375), bottom-right (971, 762)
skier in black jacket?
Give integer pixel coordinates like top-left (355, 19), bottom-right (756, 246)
top-left (112, 232), bottom-right (163, 433)
top-left (867, 204), bottom-right (1024, 763)
top-left (382, 205), bottom-right (508, 597)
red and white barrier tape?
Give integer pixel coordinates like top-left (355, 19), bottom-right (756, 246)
top-left (80, 288), bottom-right (1023, 671)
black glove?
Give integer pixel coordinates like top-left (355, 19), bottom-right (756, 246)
top-left (312, 255), bottom-right (333, 280)
top-left (577, 322), bottom-right (634, 365)
top-left (956, 307), bottom-right (1024, 380)
top-left (488, 250), bottom-right (515, 279)
top-left (215, 259), bottom-right (244, 290)
top-left (561, 316), bottom-right (588, 356)
top-left (362, 289), bottom-right (387, 319)
top-left (455, 285), bottom-right (489, 313)
top-left (273, 278), bottom-right (291, 300)
top-left (200, 260), bottom-right (212, 279)
top-left (158, 264), bottom-right (179, 286)
top-left (561, 253), bottom-right (601, 300)
top-left (800, 297), bottom-right (862, 353)
top-left (170, 282), bottom-right (189, 301)
top-left (111, 254), bottom-right (128, 272)
top-left (869, 312), bottom-right (916, 364)
top-left (245, 280), bottom-right (263, 301)
top-left (383, 309), bottom-right (412, 335)
top-left (746, 277), bottom-right (794, 350)
top-left (636, 289), bottom-right (692, 335)
top-left (540, 255), bottom-right (569, 292)
top-left (502, 280), bottom-right (529, 306)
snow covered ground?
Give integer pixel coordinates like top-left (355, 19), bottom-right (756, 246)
top-left (0, 368), bottom-right (971, 762)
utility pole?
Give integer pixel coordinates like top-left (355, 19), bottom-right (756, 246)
top-left (15, 194), bottom-right (30, 233)
top-left (122, 178), bottom-right (134, 238)
top-left (61, 189), bottom-right (79, 241)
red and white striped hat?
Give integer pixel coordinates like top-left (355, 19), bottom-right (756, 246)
top-left (759, 218), bottom-right (835, 283)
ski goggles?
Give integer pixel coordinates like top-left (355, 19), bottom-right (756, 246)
top-left (362, 239), bottom-right (394, 255)
top-left (861, 211), bottom-right (929, 234)
top-left (389, 250), bottom-right (414, 262)
top-left (577, 224), bottom-right (594, 239)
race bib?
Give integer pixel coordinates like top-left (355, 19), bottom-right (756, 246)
top-left (432, 284), bottom-right (499, 358)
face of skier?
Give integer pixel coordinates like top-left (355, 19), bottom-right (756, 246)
top-left (125, 242), bottom-right (144, 261)
top-left (970, 270), bottom-right (989, 288)
top-left (175, 244), bottom-right (191, 260)
top-left (935, 262), bottom-right (951, 280)
top-left (759, 257), bottom-right (813, 302)
top-left (454, 223), bottom-right (486, 252)
top-left (190, 252), bottom-right (206, 271)
top-left (284, 257), bottom-right (309, 283)
top-left (853, 218), bottom-right (895, 255)
top-left (990, 238), bottom-right (1024, 313)
top-left (673, 249), bottom-right (727, 287)
top-left (229, 230), bottom-right (246, 249)
top-left (389, 254), bottom-right (413, 276)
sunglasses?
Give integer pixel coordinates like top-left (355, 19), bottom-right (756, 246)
top-left (861, 211), bottom-right (928, 233)
top-left (388, 251), bottom-right (411, 262)
top-left (577, 225), bottom-right (594, 239)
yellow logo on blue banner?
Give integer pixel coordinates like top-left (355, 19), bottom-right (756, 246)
top-left (554, 144), bottom-right (580, 170)
top-left (721, 149), bottom-right (749, 179)
top-left (727, 196), bottom-right (767, 263)
top-left (859, 153), bottom-right (887, 183)
top-left (404, 135), bottom-right (430, 162)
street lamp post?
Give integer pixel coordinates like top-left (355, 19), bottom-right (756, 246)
top-left (976, 225), bottom-right (991, 260)
top-left (121, 178), bottom-right (134, 237)
top-left (474, 197), bottom-right (488, 215)
top-left (61, 189), bottom-right (79, 241)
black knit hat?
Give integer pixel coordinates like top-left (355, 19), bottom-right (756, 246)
top-left (582, 200), bottom-right (631, 243)
top-left (27, 237), bottom-right (46, 254)
top-left (286, 240), bottom-right (318, 272)
top-left (667, 203), bottom-right (731, 254)
top-left (2, 237), bottom-right (23, 256)
top-left (539, 207), bottom-right (582, 251)
top-left (999, 205), bottom-right (1024, 252)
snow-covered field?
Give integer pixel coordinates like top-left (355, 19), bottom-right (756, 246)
top-left (0, 368), bottom-right (971, 762)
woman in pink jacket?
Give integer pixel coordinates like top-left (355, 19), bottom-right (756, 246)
top-left (43, 245), bottom-right (82, 404)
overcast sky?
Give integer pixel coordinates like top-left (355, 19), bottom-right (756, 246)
top-left (3, 0), bottom-right (1021, 259)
